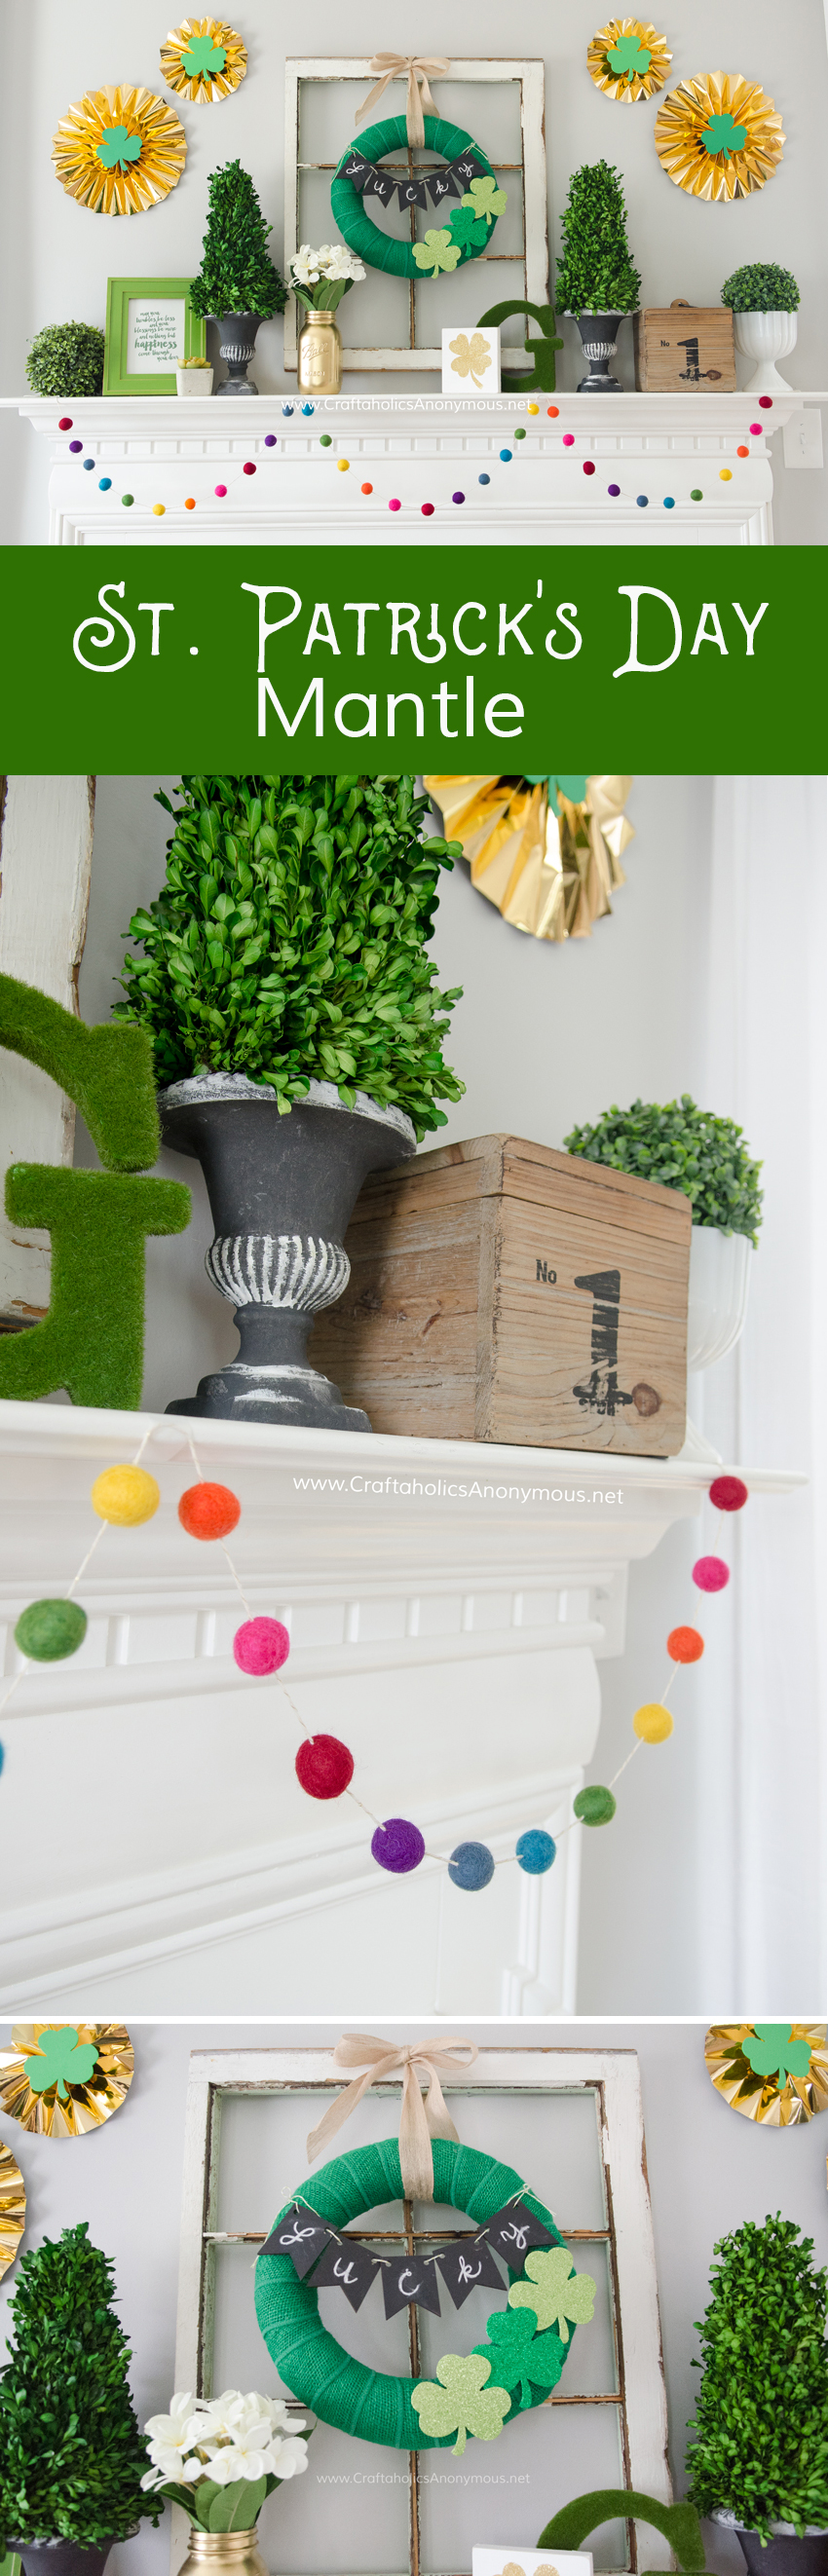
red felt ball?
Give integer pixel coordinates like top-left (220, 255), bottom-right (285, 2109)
top-left (583, 459), bottom-right (596, 475)
top-left (693, 1555), bottom-right (730, 1593)
top-left (58, 416), bottom-right (73, 430)
top-left (708, 1475), bottom-right (748, 1512)
top-left (295, 1734), bottom-right (355, 1799)
top-left (233, 1616), bottom-right (290, 1674)
top-left (667, 1624), bottom-right (705, 1663)
top-left (243, 461), bottom-right (256, 474)
top-left (178, 1480), bottom-right (242, 1541)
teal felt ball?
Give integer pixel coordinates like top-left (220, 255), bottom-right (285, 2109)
top-left (15, 1598), bottom-right (88, 1661)
top-left (448, 1839), bottom-right (495, 1890)
top-left (516, 1828), bottom-right (556, 1874)
top-left (574, 1784), bottom-right (617, 1827)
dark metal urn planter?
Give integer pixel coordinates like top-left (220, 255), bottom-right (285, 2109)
top-left (215, 313), bottom-right (262, 394)
top-left (574, 310), bottom-right (627, 392)
top-left (714, 2517), bottom-right (828, 2576)
top-left (159, 1072), bottom-right (415, 1430)
top-left (9, 2541), bottom-right (123, 2576)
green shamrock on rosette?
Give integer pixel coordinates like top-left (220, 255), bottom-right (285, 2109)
top-left (508, 2246), bottom-right (597, 2342)
top-left (410, 2354), bottom-right (511, 2455)
top-left (413, 228), bottom-right (462, 278)
top-left (473, 2306), bottom-right (566, 2410)
top-left (701, 111), bottom-right (747, 160)
top-left (606, 32), bottom-right (653, 83)
top-left (23, 2026), bottom-right (100, 2101)
top-left (742, 2025), bottom-right (813, 2087)
top-left (96, 124), bottom-right (142, 171)
top-left (180, 32), bottom-right (228, 78)
top-left (525, 774), bottom-right (589, 808)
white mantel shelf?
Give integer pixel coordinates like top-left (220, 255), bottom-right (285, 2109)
top-left (9, 390), bottom-right (827, 544)
top-left (0, 1402), bottom-right (804, 2014)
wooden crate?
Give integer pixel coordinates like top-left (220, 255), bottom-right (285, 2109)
top-left (309, 1133), bottom-right (692, 1454)
top-left (633, 301), bottom-right (736, 392)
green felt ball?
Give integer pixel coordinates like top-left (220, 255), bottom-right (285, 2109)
top-left (15, 1597), bottom-right (88, 1661)
top-left (574, 1784), bottom-right (617, 1827)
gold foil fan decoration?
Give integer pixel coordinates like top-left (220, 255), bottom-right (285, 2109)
top-left (587, 19), bottom-right (672, 104)
top-left (52, 85), bottom-right (187, 216)
top-left (0, 2024), bottom-right (134, 2138)
top-left (161, 19), bottom-right (248, 105)
top-left (655, 72), bottom-right (785, 202)
top-left (0, 2139), bottom-right (25, 2279)
top-left (705, 2024), bottom-right (828, 2125)
top-left (425, 774), bottom-right (634, 943)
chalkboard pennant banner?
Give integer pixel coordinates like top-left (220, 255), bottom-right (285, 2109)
top-left (482, 2199), bottom-right (557, 2262)
top-left (427, 168), bottom-right (462, 205)
top-left (260, 2206), bottom-right (333, 2276)
top-left (341, 150), bottom-right (374, 192)
top-left (342, 144), bottom-right (486, 216)
top-left (362, 168), bottom-right (397, 205)
top-left (438, 2235), bottom-right (507, 2309)
top-left (312, 2233), bottom-right (379, 2311)
top-left (382, 2254), bottom-right (442, 2318)
top-left (397, 177), bottom-right (429, 207)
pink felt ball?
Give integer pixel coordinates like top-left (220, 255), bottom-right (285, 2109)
top-left (749, 424), bottom-right (762, 436)
top-left (215, 483), bottom-right (228, 497)
top-left (295, 1734), bottom-right (355, 1800)
top-left (389, 497), bottom-right (401, 511)
top-left (233, 1616), bottom-right (290, 1674)
top-left (693, 1555), bottom-right (730, 1593)
top-left (708, 1475), bottom-right (748, 1512)
top-left (562, 433), bottom-right (575, 447)
top-left (583, 459), bottom-right (596, 475)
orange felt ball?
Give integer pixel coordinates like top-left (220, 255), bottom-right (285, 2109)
top-left (178, 1480), bottom-right (242, 1541)
top-left (667, 1624), bottom-right (704, 1664)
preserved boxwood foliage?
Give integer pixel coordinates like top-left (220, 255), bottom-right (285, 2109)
top-left (0, 2221), bottom-right (162, 2547)
top-left (563, 1095), bottom-right (763, 1243)
top-left (686, 2213), bottom-right (828, 2539)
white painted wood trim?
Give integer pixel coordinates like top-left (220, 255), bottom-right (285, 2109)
top-left (0, 776), bottom-right (94, 1319)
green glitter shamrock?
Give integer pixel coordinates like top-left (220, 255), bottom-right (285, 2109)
top-left (508, 2246), bottom-right (596, 2342)
top-left (473, 2306), bottom-right (566, 2410)
top-left (180, 32), bottom-right (228, 77)
top-left (742, 2025), bottom-right (813, 2086)
top-left (606, 33), bottom-right (652, 83)
top-left (526, 773), bottom-right (588, 807)
top-left (461, 175), bottom-right (507, 227)
top-left (413, 228), bottom-right (462, 277)
top-left (448, 205), bottom-right (488, 249)
top-left (96, 125), bottom-right (142, 172)
top-left (410, 2353), bottom-right (511, 2454)
top-left (701, 112), bottom-right (747, 160)
top-left (23, 2026), bottom-right (100, 2101)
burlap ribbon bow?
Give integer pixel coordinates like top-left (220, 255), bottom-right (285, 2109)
top-left (306, 2033), bottom-right (478, 2200)
top-left (357, 54), bottom-right (451, 149)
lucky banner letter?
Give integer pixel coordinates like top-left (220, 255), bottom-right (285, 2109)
top-left (260, 2208), bottom-right (333, 2276)
top-left (483, 2200), bottom-right (557, 2262)
top-left (312, 2234), bottom-right (379, 2312)
top-left (438, 2237), bottom-right (507, 2310)
top-left (382, 2256), bottom-right (441, 2319)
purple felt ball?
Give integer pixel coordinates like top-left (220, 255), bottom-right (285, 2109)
top-left (693, 1555), bottom-right (730, 1593)
top-left (608, 482), bottom-right (621, 496)
top-left (265, 432), bottom-right (277, 444)
top-left (69, 440), bottom-right (83, 453)
top-left (371, 1816), bottom-right (425, 1874)
top-left (233, 1616), bottom-right (290, 1674)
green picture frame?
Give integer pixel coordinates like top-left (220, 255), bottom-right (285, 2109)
top-left (103, 276), bottom-right (206, 395)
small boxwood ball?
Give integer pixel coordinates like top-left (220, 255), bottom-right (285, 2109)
top-left (91, 1465), bottom-right (160, 1525)
top-left (233, 1616), bottom-right (290, 1675)
top-left (708, 1475), bottom-right (748, 1512)
top-left (295, 1734), bottom-right (355, 1800)
top-left (516, 1828), bottom-right (556, 1875)
top-left (574, 1784), bottom-right (617, 1827)
top-left (693, 1555), bottom-right (730, 1592)
top-left (178, 1480), bottom-right (242, 1541)
top-left (448, 1840), bottom-right (495, 1891)
top-left (667, 1624), bottom-right (704, 1663)
top-left (15, 1598), bottom-right (88, 1661)
top-left (371, 1816), bottom-right (425, 1873)
top-left (633, 1701), bottom-right (674, 1743)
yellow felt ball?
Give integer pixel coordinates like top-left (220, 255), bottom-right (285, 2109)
top-left (527, 401), bottom-right (540, 414)
top-left (719, 469), bottom-right (733, 482)
top-left (91, 1465), bottom-right (161, 1526)
top-left (633, 1701), bottom-right (674, 1744)
top-left (153, 502), bottom-right (166, 515)
top-left (337, 458), bottom-right (350, 472)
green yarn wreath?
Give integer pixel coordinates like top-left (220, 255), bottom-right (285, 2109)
top-left (254, 2135), bottom-right (571, 2450)
top-left (330, 116), bottom-right (503, 280)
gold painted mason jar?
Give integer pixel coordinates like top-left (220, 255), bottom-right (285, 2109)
top-left (297, 310), bottom-right (343, 394)
top-left (177, 2528), bottom-right (269, 2576)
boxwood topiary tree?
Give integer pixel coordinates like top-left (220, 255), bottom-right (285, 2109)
top-left (115, 774), bottom-right (465, 1140)
top-left (0, 2221), bottom-right (163, 2549)
top-left (563, 1096), bottom-right (763, 1243)
top-left (686, 2213), bottom-right (828, 2540)
top-left (721, 263), bottom-right (800, 313)
top-left (25, 321), bottom-right (105, 397)
top-left (189, 160), bottom-right (286, 318)
top-left (555, 161), bottom-right (641, 314)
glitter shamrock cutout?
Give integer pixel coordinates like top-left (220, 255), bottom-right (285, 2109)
top-left (742, 2025), bottom-right (813, 2087)
top-left (448, 205), bottom-right (488, 248)
top-left (180, 31), bottom-right (227, 76)
top-left (607, 31), bottom-right (652, 80)
top-left (412, 228), bottom-right (462, 278)
top-left (701, 111), bottom-right (747, 159)
top-left (473, 2306), bottom-right (566, 2409)
top-left (96, 125), bottom-right (142, 170)
top-left (449, 331), bottom-right (493, 388)
top-left (508, 2246), bottom-right (596, 2341)
top-left (461, 175), bottom-right (507, 227)
top-left (410, 2353), bottom-right (511, 2454)
top-left (22, 2026), bottom-right (100, 2102)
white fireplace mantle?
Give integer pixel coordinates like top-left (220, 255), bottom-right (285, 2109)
top-left (9, 390), bottom-right (827, 543)
top-left (0, 1400), bottom-right (804, 2016)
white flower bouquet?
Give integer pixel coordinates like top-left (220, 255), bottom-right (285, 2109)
top-left (141, 2388), bottom-right (310, 2530)
top-left (290, 243), bottom-right (366, 313)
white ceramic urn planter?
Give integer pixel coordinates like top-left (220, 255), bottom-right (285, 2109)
top-left (681, 1223), bottom-right (753, 1461)
top-left (734, 310), bottom-right (798, 392)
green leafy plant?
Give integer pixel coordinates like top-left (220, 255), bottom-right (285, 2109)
top-left (115, 775), bottom-right (465, 1139)
top-left (0, 2221), bottom-right (163, 2550)
top-left (563, 1097), bottom-right (763, 1244)
top-left (25, 321), bottom-right (105, 397)
top-left (189, 161), bottom-right (286, 318)
top-left (721, 263), bottom-right (800, 314)
top-left (555, 161), bottom-right (641, 314)
top-left (686, 2214), bottom-right (828, 2539)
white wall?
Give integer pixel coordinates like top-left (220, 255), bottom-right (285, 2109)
top-left (2, 0), bottom-right (828, 541)
top-left (1, 2018), bottom-right (826, 2576)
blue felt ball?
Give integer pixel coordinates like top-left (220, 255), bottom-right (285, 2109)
top-left (0, 1740), bottom-right (4, 1777)
top-left (282, 406), bottom-right (293, 418)
top-left (636, 494), bottom-right (649, 507)
top-left (83, 458), bottom-right (94, 470)
top-left (516, 1828), bottom-right (556, 1876)
top-left (98, 476), bottom-right (112, 491)
top-left (478, 472), bottom-right (490, 485)
top-left (448, 1839), bottom-right (495, 1891)
top-left (500, 448), bottom-right (512, 463)
top-left (301, 401), bottom-right (315, 415)
top-left (663, 496), bottom-right (675, 508)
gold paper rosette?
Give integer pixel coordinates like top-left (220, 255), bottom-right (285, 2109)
top-left (425, 775), bottom-right (634, 943)
top-left (655, 72), bottom-right (785, 202)
top-left (53, 86), bottom-right (187, 216)
top-left (587, 19), bottom-right (672, 104)
top-left (0, 2023), bottom-right (134, 2138)
top-left (705, 2024), bottom-right (828, 2126)
top-left (161, 19), bottom-right (248, 105)
top-left (0, 2139), bottom-right (25, 2280)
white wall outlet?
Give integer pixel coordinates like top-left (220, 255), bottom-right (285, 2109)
top-left (782, 407), bottom-right (824, 467)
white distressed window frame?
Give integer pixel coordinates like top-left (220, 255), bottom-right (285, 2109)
top-left (282, 59), bottom-right (548, 374)
top-left (173, 2044), bottom-right (671, 2576)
